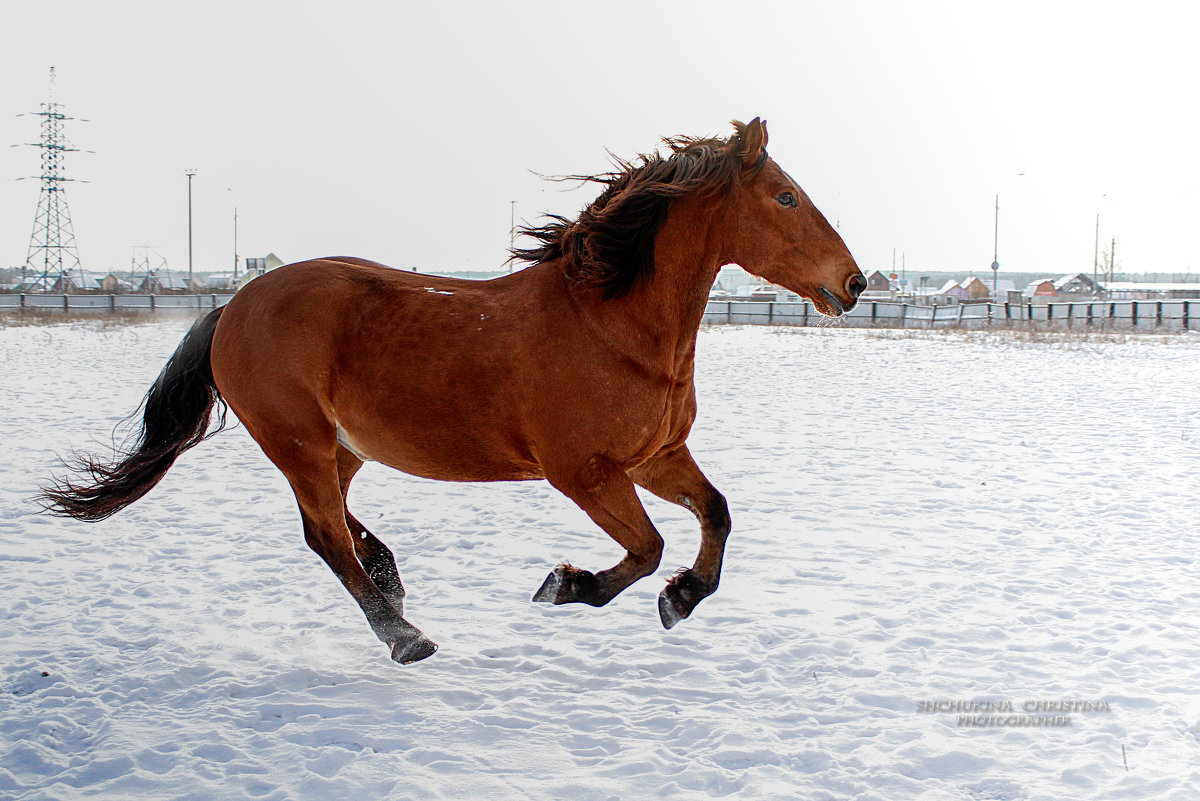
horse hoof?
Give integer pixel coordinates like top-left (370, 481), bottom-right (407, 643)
top-left (658, 587), bottom-right (686, 630)
top-left (391, 635), bottom-right (438, 665)
top-left (532, 567), bottom-right (564, 603)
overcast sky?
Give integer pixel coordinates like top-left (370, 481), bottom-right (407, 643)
top-left (2, 0), bottom-right (1198, 280)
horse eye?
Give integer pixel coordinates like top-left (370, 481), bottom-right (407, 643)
top-left (777, 192), bottom-right (797, 208)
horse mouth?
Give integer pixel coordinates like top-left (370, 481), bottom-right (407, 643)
top-left (817, 287), bottom-right (849, 317)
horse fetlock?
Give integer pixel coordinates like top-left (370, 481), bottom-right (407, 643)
top-left (532, 564), bottom-right (601, 606)
top-left (657, 569), bottom-right (714, 629)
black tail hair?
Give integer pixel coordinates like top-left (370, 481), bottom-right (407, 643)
top-left (40, 306), bottom-right (228, 522)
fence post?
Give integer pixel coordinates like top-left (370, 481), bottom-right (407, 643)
top-left (1132, 301), bottom-right (1138, 328)
top-left (150, 294), bottom-right (156, 311)
top-left (802, 302), bottom-right (808, 327)
top-left (63, 294), bottom-right (69, 310)
top-left (110, 294), bottom-right (116, 311)
top-left (768, 301), bottom-right (774, 324)
top-left (1186, 301), bottom-right (1191, 331)
top-left (900, 303), bottom-right (908, 329)
top-left (1156, 301), bottom-right (1163, 327)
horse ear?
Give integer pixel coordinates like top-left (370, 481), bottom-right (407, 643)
top-left (732, 117), bottom-right (768, 169)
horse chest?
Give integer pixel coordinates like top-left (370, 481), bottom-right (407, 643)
top-left (630, 378), bottom-right (696, 461)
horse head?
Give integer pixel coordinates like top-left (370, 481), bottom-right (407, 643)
top-left (718, 118), bottom-right (865, 316)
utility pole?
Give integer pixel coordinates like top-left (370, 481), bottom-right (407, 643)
top-left (233, 207), bottom-right (239, 280)
top-left (991, 195), bottom-right (1000, 296)
top-left (186, 169), bottom-right (196, 287)
top-left (1093, 213), bottom-right (1100, 297)
top-left (509, 200), bottom-right (517, 273)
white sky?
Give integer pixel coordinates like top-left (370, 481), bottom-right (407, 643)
top-left (2, 0), bottom-right (1198, 279)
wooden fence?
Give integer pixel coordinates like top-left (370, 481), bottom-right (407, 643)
top-left (702, 299), bottom-right (1197, 332)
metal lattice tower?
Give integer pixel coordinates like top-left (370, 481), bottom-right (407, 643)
top-left (128, 246), bottom-right (173, 293)
top-left (21, 68), bottom-right (84, 292)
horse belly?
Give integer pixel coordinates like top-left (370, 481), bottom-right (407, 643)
top-left (333, 405), bottom-right (543, 483)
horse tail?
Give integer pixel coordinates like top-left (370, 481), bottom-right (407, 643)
top-left (40, 306), bottom-right (229, 522)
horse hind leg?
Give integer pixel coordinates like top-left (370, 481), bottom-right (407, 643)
top-left (348, 512), bottom-right (407, 616)
top-left (281, 443), bottom-right (435, 664)
top-left (337, 446), bottom-right (406, 615)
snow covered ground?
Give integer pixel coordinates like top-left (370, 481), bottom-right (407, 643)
top-left (2, 317), bottom-right (1199, 800)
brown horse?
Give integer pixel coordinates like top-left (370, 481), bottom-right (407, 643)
top-left (42, 119), bottom-right (864, 664)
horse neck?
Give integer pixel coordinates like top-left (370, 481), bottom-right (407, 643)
top-left (570, 197), bottom-right (722, 371)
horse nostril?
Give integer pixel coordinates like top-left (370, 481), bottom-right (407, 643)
top-left (847, 274), bottom-right (867, 298)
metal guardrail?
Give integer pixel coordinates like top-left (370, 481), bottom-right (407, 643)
top-left (2, 294), bottom-right (1193, 332)
top-left (702, 299), bottom-right (1196, 332)
top-left (0, 294), bottom-right (235, 312)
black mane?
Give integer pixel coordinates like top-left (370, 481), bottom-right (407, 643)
top-left (512, 121), bottom-right (766, 299)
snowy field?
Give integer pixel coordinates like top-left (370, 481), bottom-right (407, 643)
top-left (2, 317), bottom-right (1199, 800)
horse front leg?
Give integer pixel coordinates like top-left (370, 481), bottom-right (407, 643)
top-left (628, 445), bottom-right (731, 629)
top-left (533, 455), bottom-right (664, 608)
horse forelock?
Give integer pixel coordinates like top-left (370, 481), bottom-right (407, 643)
top-left (512, 126), bottom-right (765, 300)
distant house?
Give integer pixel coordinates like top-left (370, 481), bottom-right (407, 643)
top-left (138, 272), bottom-right (188, 293)
top-left (18, 271), bottom-right (90, 293)
top-left (244, 252), bottom-right (286, 278)
top-left (1055, 273), bottom-right (1102, 296)
top-left (1023, 279), bottom-right (1057, 299)
top-left (937, 279), bottom-right (968, 301)
top-left (959, 276), bottom-right (991, 300)
top-left (98, 273), bottom-right (134, 293)
top-left (865, 269), bottom-right (891, 292)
